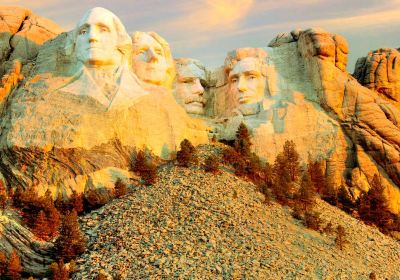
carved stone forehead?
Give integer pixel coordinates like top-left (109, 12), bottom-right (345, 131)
top-left (77, 7), bottom-right (117, 29)
top-left (176, 60), bottom-right (206, 80)
top-left (135, 33), bottom-right (163, 50)
top-left (230, 57), bottom-right (261, 76)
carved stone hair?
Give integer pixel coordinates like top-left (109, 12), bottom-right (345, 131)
top-left (224, 48), bottom-right (268, 77)
top-left (174, 58), bottom-right (206, 76)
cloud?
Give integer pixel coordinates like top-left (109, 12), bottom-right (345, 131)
top-left (150, 0), bottom-right (254, 36)
top-left (216, 2), bottom-right (400, 40)
top-left (1, 0), bottom-right (63, 9)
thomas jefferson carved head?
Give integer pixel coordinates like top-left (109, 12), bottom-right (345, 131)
top-left (175, 58), bottom-right (208, 115)
top-left (131, 31), bottom-right (175, 88)
top-left (74, 7), bottom-right (131, 68)
top-left (224, 48), bottom-right (267, 116)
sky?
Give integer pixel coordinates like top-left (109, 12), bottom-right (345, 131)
top-left (2, 0), bottom-right (400, 72)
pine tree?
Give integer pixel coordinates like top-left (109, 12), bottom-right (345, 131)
top-left (296, 172), bottom-right (316, 212)
top-left (176, 139), bottom-right (196, 167)
top-left (132, 150), bottom-right (147, 173)
top-left (70, 190), bottom-right (84, 214)
top-left (335, 225), bottom-right (348, 250)
top-left (282, 140), bottom-right (300, 182)
top-left (204, 155), bottom-right (220, 174)
top-left (262, 161), bottom-right (273, 187)
top-left (272, 153), bottom-right (292, 202)
top-left (337, 185), bottom-right (354, 213)
top-left (42, 191), bottom-right (61, 238)
top-left (55, 209), bottom-right (86, 261)
top-left (0, 251), bottom-right (7, 276)
top-left (12, 185), bottom-right (24, 208)
top-left (32, 210), bottom-right (50, 240)
top-left (7, 249), bottom-right (22, 280)
top-left (141, 161), bottom-right (157, 185)
top-left (304, 211), bottom-right (322, 231)
top-left (307, 160), bottom-right (327, 194)
top-left (234, 123), bottom-right (252, 156)
top-left (358, 175), bottom-right (392, 230)
top-left (55, 193), bottom-right (68, 214)
top-left (49, 259), bottom-right (70, 280)
top-left (321, 181), bottom-right (338, 206)
top-left (0, 180), bottom-right (7, 210)
top-left (114, 179), bottom-right (128, 198)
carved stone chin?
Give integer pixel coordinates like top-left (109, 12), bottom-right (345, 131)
top-left (175, 58), bottom-right (208, 115)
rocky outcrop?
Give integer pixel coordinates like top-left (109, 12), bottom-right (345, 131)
top-left (353, 48), bottom-right (400, 103)
top-left (0, 6), bottom-right (62, 105)
top-left (209, 28), bottom-right (400, 213)
top-left (294, 28), bottom-right (400, 212)
top-left (0, 211), bottom-right (54, 277)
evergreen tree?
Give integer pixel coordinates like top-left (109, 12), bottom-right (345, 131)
top-left (11, 185), bottom-right (25, 208)
top-left (204, 155), bottom-right (220, 174)
top-left (32, 210), bottom-right (50, 240)
top-left (176, 139), bottom-right (196, 167)
top-left (272, 153), bottom-right (292, 202)
top-left (0, 180), bottom-right (7, 210)
top-left (69, 190), bottom-right (84, 214)
top-left (0, 251), bottom-right (7, 276)
top-left (49, 259), bottom-right (70, 280)
top-left (141, 161), bottom-right (157, 185)
top-left (337, 185), bottom-right (354, 213)
top-left (358, 175), bottom-right (392, 230)
top-left (43, 191), bottom-right (61, 238)
top-left (114, 179), bottom-right (128, 198)
top-left (132, 150), bottom-right (146, 173)
top-left (7, 249), bottom-right (22, 280)
top-left (307, 159), bottom-right (327, 194)
top-left (234, 123), bottom-right (252, 156)
top-left (55, 209), bottom-right (86, 261)
top-left (262, 161), bottom-right (273, 188)
top-left (321, 181), bottom-right (338, 206)
top-left (282, 140), bottom-right (300, 182)
top-left (54, 193), bottom-right (68, 214)
top-left (335, 225), bottom-right (348, 250)
top-left (222, 146), bottom-right (241, 165)
top-left (304, 211), bottom-right (322, 231)
top-left (296, 172), bottom-right (316, 212)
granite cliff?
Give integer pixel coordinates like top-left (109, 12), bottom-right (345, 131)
top-left (0, 6), bottom-right (400, 276)
top-left (0, 6), bottom-right (398, 211)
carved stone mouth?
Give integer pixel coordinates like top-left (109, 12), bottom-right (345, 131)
top-left (187, 101), bottom-right (204, 107)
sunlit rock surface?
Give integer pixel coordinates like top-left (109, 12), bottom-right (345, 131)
top-left (0, 8), bottom-right (399, 212)
top-left (0, 7), bottom-right (209, 197)
top-left (0, 211), bottom-right (54, 277)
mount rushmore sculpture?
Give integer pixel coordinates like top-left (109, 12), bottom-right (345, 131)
top-left (0, 6), bottom-right (400, 215)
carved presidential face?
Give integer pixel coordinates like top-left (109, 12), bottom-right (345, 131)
top-left (176, 62), bottom-right (207, 115)
top-left (75, 8), bottom-right (122, 67)
top-left (228, 57), bottom-right (266, 115)
top-left (132, 33), bottom-right (168, 86)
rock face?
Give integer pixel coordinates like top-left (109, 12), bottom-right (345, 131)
top-left (0, 7), bottom-right (209, 198)
top-left (0, 6), bottom-right (62, 78)
top-left (353, 48), bottom-right (400, 102)
top-left (0, 211), bottom-right (54, 277)
top-left (208, 28), bottom-right (400, 213)
top-left (0, 7), bottom-right (398, 212)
